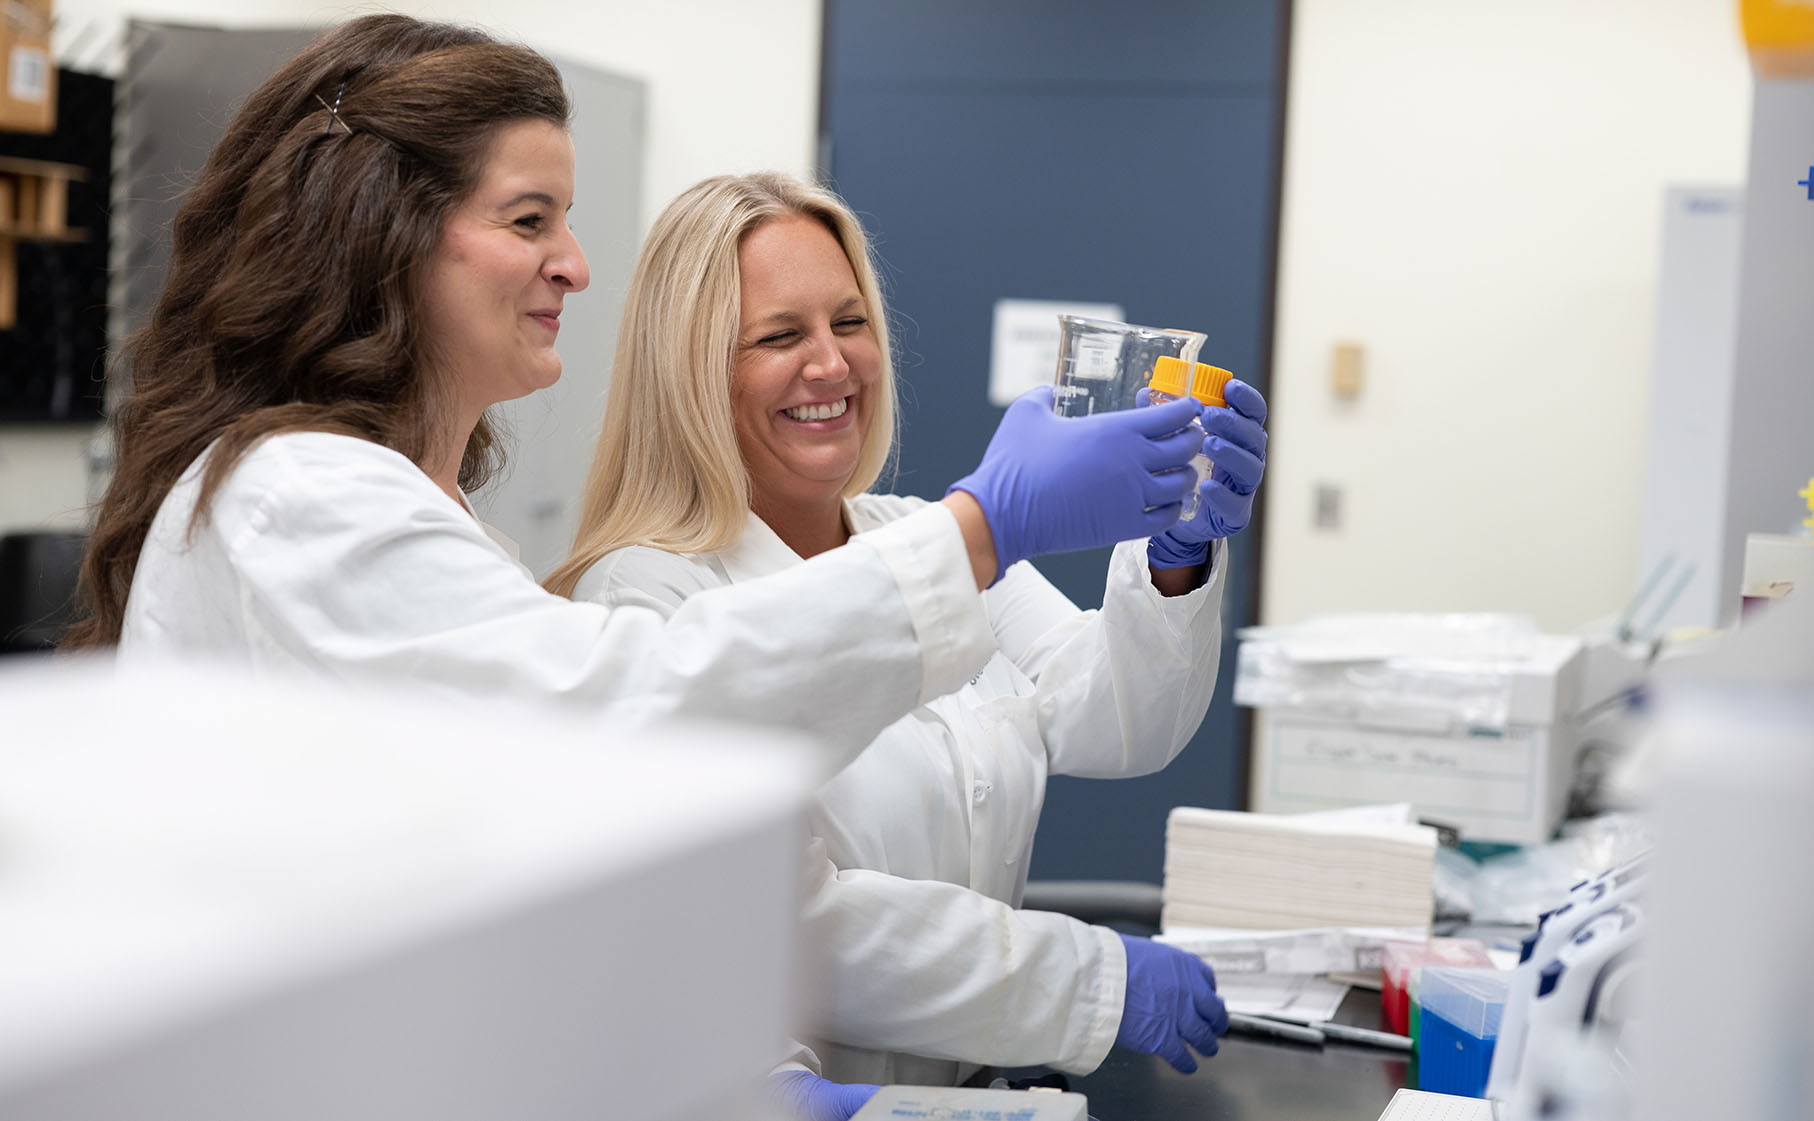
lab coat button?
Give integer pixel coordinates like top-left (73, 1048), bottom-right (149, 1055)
top-left (972, 780), bottom-right (991, 804)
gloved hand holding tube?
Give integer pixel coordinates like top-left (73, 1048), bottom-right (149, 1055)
top-left (1147, 378), bottom-right (1269, 571)
top-left (1113, 933), bottom-right (1230, 1073)
top-left (764, 1070), bottom-right (881, 1121)
top-left (947, 385), bottom-right (1201, 583)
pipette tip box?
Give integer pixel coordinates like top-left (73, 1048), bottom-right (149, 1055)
top-left (1415, 965), bottom-right (1509, 1099)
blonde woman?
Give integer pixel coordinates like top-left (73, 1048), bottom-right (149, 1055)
top-left (549, 174), bottom-right (1268, 1100)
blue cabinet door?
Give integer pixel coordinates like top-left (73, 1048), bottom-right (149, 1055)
top-left (823, 0), bottom-right (1289, 881)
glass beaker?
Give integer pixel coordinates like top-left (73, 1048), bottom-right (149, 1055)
top-left (1050, 315), bottom-right (1208, 418)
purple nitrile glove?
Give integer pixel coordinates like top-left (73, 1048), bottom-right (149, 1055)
top-left (1147, 378), bottom-right (1269, 570)
top-left (1114, 933), bottom-right (1230, 1074)
top-left (764, 1070), bottom-right (881, 1121)
top-left (948, 385), bottom-right (1201, 582)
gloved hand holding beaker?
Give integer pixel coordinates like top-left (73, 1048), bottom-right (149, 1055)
top-left (764, 1070), bottom-right (881, 1121)
top-left (1147, 378), bottom-right (1268, 571)
top-left (1114, 933), bottom-right (1229, 1073)
top-left (948, 385), bottom-right (1200, 582)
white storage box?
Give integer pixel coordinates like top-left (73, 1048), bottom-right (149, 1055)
top-left (1235, 615), bottom-right (1585, 845)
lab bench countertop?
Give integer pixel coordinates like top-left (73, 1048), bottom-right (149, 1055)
top-left (1007, 988), bottom-right (1407, 1121)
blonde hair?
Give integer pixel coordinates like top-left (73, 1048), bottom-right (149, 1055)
top-left (544, 172), bottom-right (898, 598)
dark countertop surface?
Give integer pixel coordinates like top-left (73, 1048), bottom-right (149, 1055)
top-left (1008, 988), bottom-right (1408, 1121)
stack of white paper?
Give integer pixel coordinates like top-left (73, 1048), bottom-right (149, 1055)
top-left (1161, 805), bottom-right (1438, 932)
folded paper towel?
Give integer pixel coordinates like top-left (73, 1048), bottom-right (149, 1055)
top-left (1161, 805), bottom-right (1438, 933)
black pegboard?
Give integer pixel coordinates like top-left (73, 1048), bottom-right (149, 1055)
top-left (0, 68), bottom-right (114, 424)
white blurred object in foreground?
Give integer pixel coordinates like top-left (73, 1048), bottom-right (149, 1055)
top-left (0, 657), bottom-right (816, 1121)
top-left (1628, 591), bottom-right (1814, 1121)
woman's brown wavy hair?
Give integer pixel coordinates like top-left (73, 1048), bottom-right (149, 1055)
top-left (62, 14), bottom-right (570, 649)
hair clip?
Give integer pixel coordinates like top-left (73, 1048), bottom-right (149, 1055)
top-left (315, 78), bottom-right (352, 136)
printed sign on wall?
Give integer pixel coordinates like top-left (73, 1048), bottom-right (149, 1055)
top-left (987, 298), bottom-right (1123, 407)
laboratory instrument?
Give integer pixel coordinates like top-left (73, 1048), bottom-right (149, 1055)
top-left (1484, 853), bottom-right (1648, 1103)
top-left (1500, 904), bottom-right (1644, 1121)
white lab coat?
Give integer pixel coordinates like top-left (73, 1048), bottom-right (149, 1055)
top-left (117, 433), bottom-right (999, 768)
top-left (573, 493), bottom-right (1227, 1087)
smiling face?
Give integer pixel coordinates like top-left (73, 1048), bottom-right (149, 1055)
top-left (419, 119), bottom-right (589, 425)
top-left (731, 214), bottom-right (882, 519)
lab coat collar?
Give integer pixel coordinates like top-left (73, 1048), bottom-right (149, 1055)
top-left (455, 489), bottom-right (523, 564)
top-left (718, 497), bottom-right (876, 584)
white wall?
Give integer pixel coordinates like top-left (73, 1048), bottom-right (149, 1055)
top-left (51, 0), bottom-right (823, 229)
top-left (1, 0), bottom-right (820, 536)
top-left (1264, 0), bottom-right (1752, 632)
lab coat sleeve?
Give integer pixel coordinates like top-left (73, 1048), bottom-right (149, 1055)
top-left (208, 435), bottom-right (994, 761)
top-left (987, 537), bottom-right (1228, 779)
top-left (800, 838), bottom-right (1126, 1074)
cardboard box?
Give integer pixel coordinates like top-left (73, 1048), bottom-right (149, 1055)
top-left (1, 0), bottom-right (55, 135)
top-left (1247, 632), bottom-right (1586, 845)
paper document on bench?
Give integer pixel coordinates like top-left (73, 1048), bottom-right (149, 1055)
top-left (1158, 924), bottom-right (1426, 976)
top-left (1216, 972), bottom-right (1349, 1020)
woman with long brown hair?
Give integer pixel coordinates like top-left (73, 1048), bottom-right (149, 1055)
top-left (67, 9), bottom-right (1202, 695)
top-left (62, 19), bottom-right (1208, 1112)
